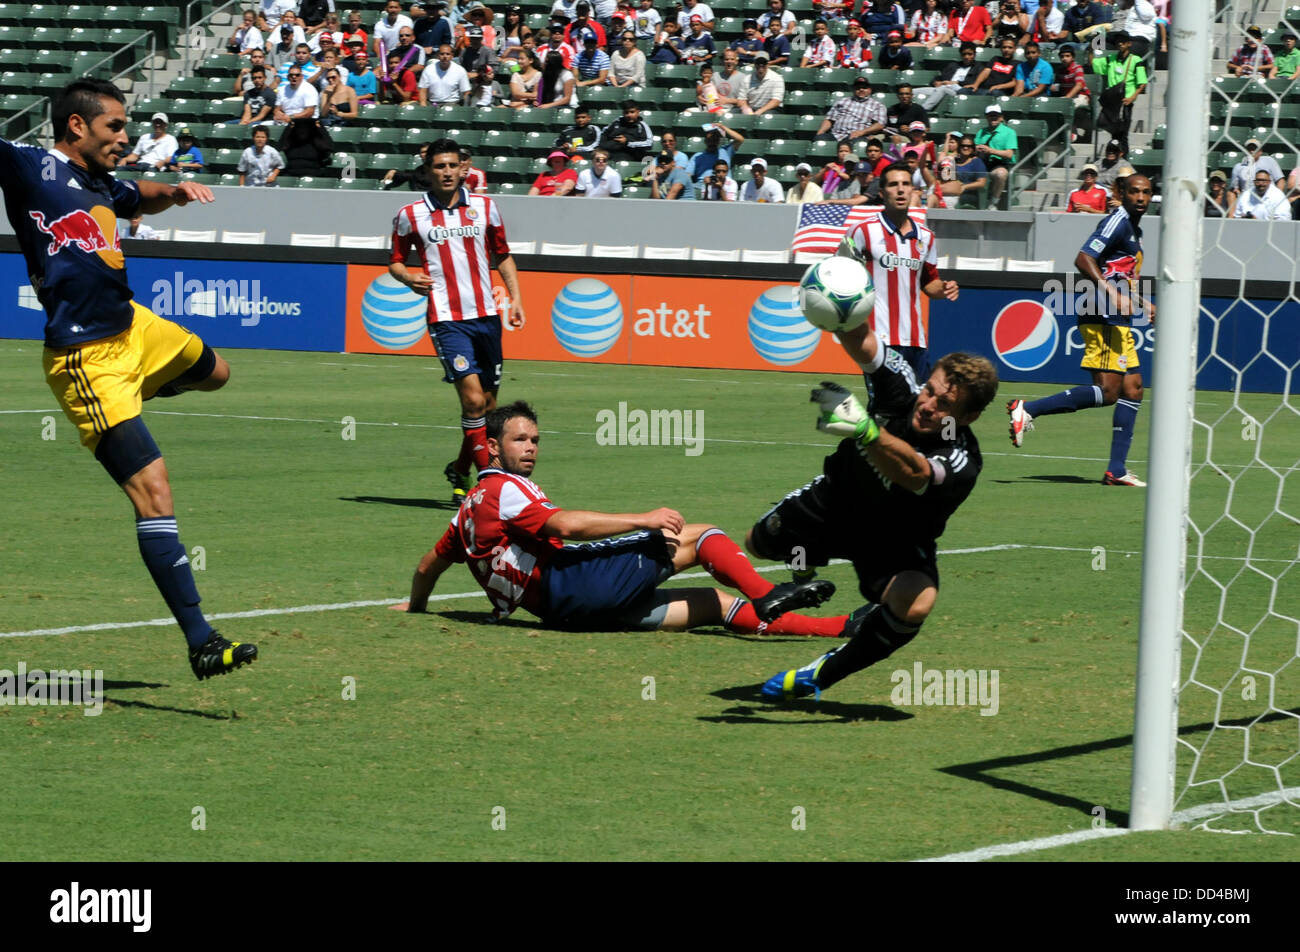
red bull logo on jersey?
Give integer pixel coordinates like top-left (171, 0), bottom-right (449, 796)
top-left (425, 223), bottom-right (484, 244)
top-left (877, 251), bottom-right (923, 271)
top-left (992, 299), bottom-right (1059, 372)
top-left (29, 206), bottom-right (123, 269)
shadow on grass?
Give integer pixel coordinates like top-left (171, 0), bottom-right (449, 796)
top-left (338, 495), bottom-right (458, 510)
top-left (104, 697), bottom-right (236, 721)
top-left (990, 475), bottom-right (1098, 485)
top-left (434, 610), bottom-right (539, 630)
top-left (18, 674), bottom-right (238, 722)
top-left (700, 684), bottom-right (914, 725)
top-left (939, 706), bottom-right (1300, 827)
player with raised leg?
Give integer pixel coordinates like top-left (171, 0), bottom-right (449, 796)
top-left (393, 401), bottom-right (842, 636)
top-left (6, 79), bottom-right (254, 679)
top-left (1006, 174), bottom-right (1155, 486)
top-left (748, 320), bottom-right (999, 700)
top-left (388, 137), bottom-right (526, 504)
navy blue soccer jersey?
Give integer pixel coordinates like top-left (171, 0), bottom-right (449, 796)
top-left (0, 139), bottom-right (142, 348)
top-left (1079, 206), bottom-right (1144, 327)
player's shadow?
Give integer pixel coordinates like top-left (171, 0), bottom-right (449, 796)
top-left (339, 495), bottom-right (459, 510)
top-left (939, 705), bottom-right (1300, 827)
top-left (18, 675), bottom-right (234, 721)
top-left (433, 610), bottom-right (539, 630)
top-left (991, 475), bottom-right (1097, 485)
top-left (700, 685), bottom-right (913, 725)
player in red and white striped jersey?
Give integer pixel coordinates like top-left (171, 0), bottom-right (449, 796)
top-left (393, 401), bottom-right (846, 636)
top-left (389, 137), bottom-right (525, 504)
top-left (844, 162), bottom-right (958, 381)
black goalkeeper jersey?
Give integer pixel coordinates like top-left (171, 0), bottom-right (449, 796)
top-left (822, 347), bottom-right (982, 544)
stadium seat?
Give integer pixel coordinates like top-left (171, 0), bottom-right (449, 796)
top-left (644, 245), bottom-right (690, 260)
top-left (291, 233), bottom-right (338, 247)
top-left (592, 244), bottom-right (639, 258)
top-left (510, 241), bottom-right (536, 254)
top-left (741, 248), bottom-right (790, 263)
top-left (934, 255), bottom-right (949, 269)
top-left (1006, 258), bottom-right (1056, 272)
top-left (954, 255), bottom-right (1004, 270)
top-left (222, 230), bottom-right (266, 244)
top-left (173, 229), bottom-right (217, 242)
top-left (793, 251), bottom-right (826, 264)
top-left (692, 248), bottom-right (741, 261)
top-left (337, 235), bottom-right (387, 248)
top-left (540, 242), bottom-right (588, 255)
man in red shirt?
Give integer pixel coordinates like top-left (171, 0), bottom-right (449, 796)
top-left (528, 150), bottom-right (579, 196)
top-left (396, 401), bottom-right (845, 636)
top-left (1067, 163), bottom-right (1107, 212)
top-left (947, 0), bottom-right (991, 46)
top-left (460, 146), bottom-right (487, 194)
top-left (379, 50), bottom-right (419, 102)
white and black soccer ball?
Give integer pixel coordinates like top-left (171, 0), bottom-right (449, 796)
top-left (798, 255), bottom-right (875, 334)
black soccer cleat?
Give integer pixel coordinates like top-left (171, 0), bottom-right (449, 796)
top-left (752, 579), bottom-right (837, 623)
top-left (189, 632), bottom-right (258, 681)
top-left (444, 460), bottom-right (470, 505)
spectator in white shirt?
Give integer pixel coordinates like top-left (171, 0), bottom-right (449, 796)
top-left (274, 66), bottom-right (321, 122)
top-left (576, 150), bottom-right (624, 196)
top-left (258, 0), bottom-right (296, 32)
top-left (228, 10), bottom-right (264, 54)
top-left (741, 157), bottom-right (784, 202)
top-left (1112, 0), bottom-right (1157, 58)
top-left (120, 113), bottom-right (177, 169)
top-left (700, 158), bottom-right (738, 200)
top-left (238, 125), bottom-right (286, 186)
top-left (1233, 170), bottom-right (1293, 221)
top-left (374, 0), bottom-right (414, 55)
top-left (418, 44), bottom-right (472, 104)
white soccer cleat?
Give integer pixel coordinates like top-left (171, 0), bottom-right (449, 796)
top-left (1103, 470), bottom-right (1147, 487)
top-left (1006, 399), bottom-right (1034, 448)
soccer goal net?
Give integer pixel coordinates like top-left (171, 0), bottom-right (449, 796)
top-left (1131, 0), bottom-right (1300, 835)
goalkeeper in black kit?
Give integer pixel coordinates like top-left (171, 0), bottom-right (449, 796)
top-left (746, 319), bottom-right (999, 700)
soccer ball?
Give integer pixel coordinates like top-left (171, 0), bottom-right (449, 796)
top-left (798, 255), bottom-right (875, 333)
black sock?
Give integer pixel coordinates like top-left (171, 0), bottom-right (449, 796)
top-left (137, 517), bottom-right (213, 648)
top-left (817, 604), bottom-right (920, 689)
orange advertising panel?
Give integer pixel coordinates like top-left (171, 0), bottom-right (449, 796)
top-left (346, 265), bottom-right (875, 375)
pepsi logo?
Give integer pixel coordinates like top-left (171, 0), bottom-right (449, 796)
top-left (991, 300), bottom-right (1059, 372)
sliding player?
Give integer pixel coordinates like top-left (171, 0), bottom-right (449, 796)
top-left (393, 401), bottom-right (842, 636)
top-left (388, 137), bottom-right (525, 504)
top-left (6, 79), bottom-right (254, 679)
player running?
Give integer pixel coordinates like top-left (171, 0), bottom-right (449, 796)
top-left (842, 163), bottom-right (960, 382)
top-left (1005, 174), bottom-right (1156, 487)
top-left (747, 321), bottom-right (999, 700)
top-left (388, 137), bottom-right (525, 504)
top-left (393, 401), bottom-right (843, 636)
top-left (6, 79), bottom-right (254, 679)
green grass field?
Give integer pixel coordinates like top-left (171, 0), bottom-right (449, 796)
top-left (2, 339), bottom-right (1297, 861)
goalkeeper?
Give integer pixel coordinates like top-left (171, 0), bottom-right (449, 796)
top-left (746, 320), bottom-right (999, 700)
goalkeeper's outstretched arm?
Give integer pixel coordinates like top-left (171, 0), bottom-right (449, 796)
top-left (836, 320), bottom-right (881, 372)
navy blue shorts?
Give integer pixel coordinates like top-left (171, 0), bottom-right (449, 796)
top-left (429, 315), bottom-right (503, 389)
top-left (538, 531), bottom-right (674, 630)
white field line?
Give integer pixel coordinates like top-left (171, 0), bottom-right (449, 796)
top-left (916, 786), bottom-right (1300, 862)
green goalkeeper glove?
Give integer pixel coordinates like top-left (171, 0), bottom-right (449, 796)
top-left (811, 381), bottom-right (879, 445)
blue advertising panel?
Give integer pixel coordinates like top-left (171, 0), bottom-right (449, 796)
top-left (0, 252), bottom-right (348, 352)
top-left (930, 288), bottom-right (1296, 394)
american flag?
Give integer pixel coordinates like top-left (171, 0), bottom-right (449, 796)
top-left (791, 204), bottom-right (927, 257)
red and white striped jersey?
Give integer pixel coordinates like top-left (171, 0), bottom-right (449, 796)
top-left (390, 187), bottom-right (510, 323)
top-left (846, 210), bottom-right (941, 349)
top-left (464, 165), bottom-right (487, 192)
top-left (433, 469), bottom-right (562, 619)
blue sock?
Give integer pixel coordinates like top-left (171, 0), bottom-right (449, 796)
top-left (137, 517), bottom-right (213, 648)
top-left (1108, 399), bottom-right (1142, 477)
top-left (1025, 385), bottom-right (1102, 418)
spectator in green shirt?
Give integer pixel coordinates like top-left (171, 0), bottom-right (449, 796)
top-left (1093, 30), bottom-right (1147, 153)
top-left (1275, 34), bottom-right (1300, 80)
top-left (973, 103), bottom-right (1018, 208)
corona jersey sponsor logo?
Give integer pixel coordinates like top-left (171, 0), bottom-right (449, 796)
top-left (426, 223), bottom-right (484, 244)
top-left (878, 250), bottom-right (922, 271)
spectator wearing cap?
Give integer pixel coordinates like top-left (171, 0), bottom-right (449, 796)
top-left (839, 19), bottom-right (872, 67)
top-left (817, 76), bottom-right (887, 142)
top-left (574, 31), bottom-right (613, 84)
top-left (729, 19), bottom-right (765, 65)
top-left (610, 30), bottom-right (646, 86)
top-left (915, 41), bottom-right (980, 110)
top-left (276, 9), bottom-right (310, 47)
top-left (741, 157), bottom-right (783, 202)
top-left (1012, 41), bottom-right (1053, 97)
top-left (1111, 0), bottom-right (1156, 58)
top-left (564, 2), bottom-right (608, 47)
top-left (648, 150), bottom-right (695, 199)
top-left (876, 30), bottom-right (913, 70)
top-left (1104, 162), bottom-right (1135, 209)
top-left (761, 17), bottom-right (792, 66)
top-left (374, 0), bottom-right (415, 57)
top-left (1093, 30), bottom-right (1147, 152)
top-left (1229, 137), bottom-right (1283, 202)
top-left (905, 0), bottom-right (947, 47)
top-left (1093, 140), bottom-right (1126, 189)
top-left (1234, 168), bottom-right (1292, 221)
top-left (699, 158), bottom-right (737, 201)
top-left (539, 27), bottom-right (578, 69)
top-left (576, 149), bottom-right (623, 197)
top-left (312, 31), bottom-right (340, 62)
top-left (268, 24), bottom-right (300, 71)
top-left (1067, 163), bottom-right (1108, 212)
top-left (900, 120), bottom-right (935, 167)
top-left (121, 113), bottom-right (177, 170)
top-left (1227, 25), bottom-right (1275, 77)
top-left (239, 66), bottom-right (278, 124)
top-left (556, 104), bottom-right (601, 157)
top-left (973, 103), bottom-right (1017, 206)
top-left (413, 2), bottom-right (454, 52)
top-left (786, 162), bottom-right (824, 204)
top-left (418, 44), bottom-right (472, 104)
top-left (688, 121), bottom-right (744, 182)
top-left (677, 0), bottom-right (715, 31)
top-left (462, 4), bottom-right (499, 50)
top-left (530, 150), bottom-right (580, 195)
top-left (741, 51), bottom-right (784, 114)
top-left (594, 0), bottom-right (620, 31)
top-left (598, 99), bottom-right (654, 161)
top-left (166, 128), bottom-right (204, 172)
top-left (460, 25), bottom-right (500, 81)
top-left (346, 49), bottom-right (380, 102)
top-left (822, 162), bottom-right (881, 206)
top-left (860, 0), bottom-right (905, 39)
top-left (341, 36), bottom-right (368, 74)
top-left (681, 15), bottom-right (717, 64)
top-left (1204, 170), bottom-right (1231, 218)
top-left (1276, 33), bottom-right (1300, 80)
top-left (800, 20), bottom-right (838, 68)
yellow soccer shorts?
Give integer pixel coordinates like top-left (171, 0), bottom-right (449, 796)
top-left (1079, 323), bottom-right (1140, 375)
top-left (43, 303), bottom-right (206, 451)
